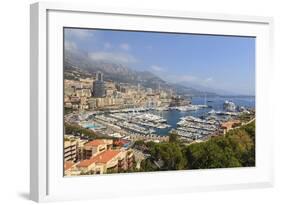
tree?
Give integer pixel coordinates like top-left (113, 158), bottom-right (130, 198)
top-left (140, 159), bottom-right (159, 172)
top-left (185, 138), bottom-right (241, 169)
top-left (145, 142), bottom-right (187, 170)
top-left (169, 133), bottom-right (180, 143)
top-left (138, 121), bottom-right (255, 171)
top-left (244, 121), bottom-right (255, 140)
top-left (64, 123), bottom-right (114, 140)
top-left (225, 122), bottom-right (255, 167)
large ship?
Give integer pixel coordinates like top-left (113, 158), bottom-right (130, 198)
top-left (223, 100), bottom-right (236, 112)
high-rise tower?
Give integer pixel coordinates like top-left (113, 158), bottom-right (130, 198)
top-left (92, 71), bottom-right (106, 97)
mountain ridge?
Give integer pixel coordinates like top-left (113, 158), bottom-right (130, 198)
top-left (64, 51), bottom-right (217, 97)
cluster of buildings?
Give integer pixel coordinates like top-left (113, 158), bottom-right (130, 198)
top-left (64, 71), bottom-right (175, 111)
top-left (64, 135), bottom-right (134, 176)
top-left (63, 70), bottom-right (256, 176)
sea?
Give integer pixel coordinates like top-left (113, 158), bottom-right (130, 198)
top-left (152, 96), bottom-right (255, 136)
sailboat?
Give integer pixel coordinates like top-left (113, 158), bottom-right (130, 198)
top-left (200, 94), bottom-right (208, 108)
top-left (204, 93), bottom-right (213, 108)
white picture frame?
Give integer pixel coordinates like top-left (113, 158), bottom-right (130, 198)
top-left (30, 2), bottom-right (274, 202)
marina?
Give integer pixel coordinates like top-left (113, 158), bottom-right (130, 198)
top-left (62, 27), bottom-right (257, 176)
top-left (66, 96), bottom-right (255, 142)
top-left (171, 115), bottom-right (220, 140)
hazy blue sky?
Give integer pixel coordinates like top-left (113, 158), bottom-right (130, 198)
top-left (64, 28), bottom-right (255, 95)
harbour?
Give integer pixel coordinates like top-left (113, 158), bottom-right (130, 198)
top-left (68, 96), bottom-right (255, 141)
top-left (62, 28), bottom-right (257, 176)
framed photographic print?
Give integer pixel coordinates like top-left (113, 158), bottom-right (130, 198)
top-left (30, 2), bottom-right (274, 202)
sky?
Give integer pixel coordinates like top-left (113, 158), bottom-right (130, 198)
top-left (64, 28), bottom-right (255, 96)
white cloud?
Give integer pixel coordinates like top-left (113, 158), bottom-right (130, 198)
top-left (176, 75), bottom-right (213, 85)
top-left (177, 75), bottom-right (198, 82)
top-left (149, 66), bottom-right (213, 87)
top-left (150, 65), bottom-right (165, 72)
top-left (164, 74), bottom-right (214, 87)
top-left (89, 51), bottom-right (136, 64)
top-left (120, 43), bottom-right (130, 51)
top-left (65, 40), bottom-right (77, 51)
top-left (205, 77), bottom-right (214, 83)
top-left (65, 29), bottom-right (93, 39)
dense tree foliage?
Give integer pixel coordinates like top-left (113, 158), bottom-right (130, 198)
top-left (65, 123), bottom-right (97, 138)
top-left (185, 121), bottom-right (255, 169)
top-left (185, 137), bottom-right (241, 169)
top-left (169, 133), bottom-right (180, 143)
top-left (64, 123), bottom-right (114, 140)
top-left (139, 159), bottom-right (159, 172)
top-left (243, 121), bottom-right (255, 141)
top-left (148, 142), bottom-right (187, 170)
top-left (139, 121), bottom-right (255, 171)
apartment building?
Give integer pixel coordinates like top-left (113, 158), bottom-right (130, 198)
top-left (64, 135), bottom-right (88, 162)
top-left (77, 149), bottom-right (121, 174)
top-left (64, 138), bottom-right (78, 162)
top-left (82, 139), bottom-right (113, 159)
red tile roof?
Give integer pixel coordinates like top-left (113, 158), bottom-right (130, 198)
top-left (77, 150), bottom-right (120, 168)
top-left (77, 159), bottom-right (94, 168)
top-left (84, 139), bottom-right (106, 147)
top-left (92, 150), bottom-right (120, 164)
top-left (64, 161), bottom-right (74, 171)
